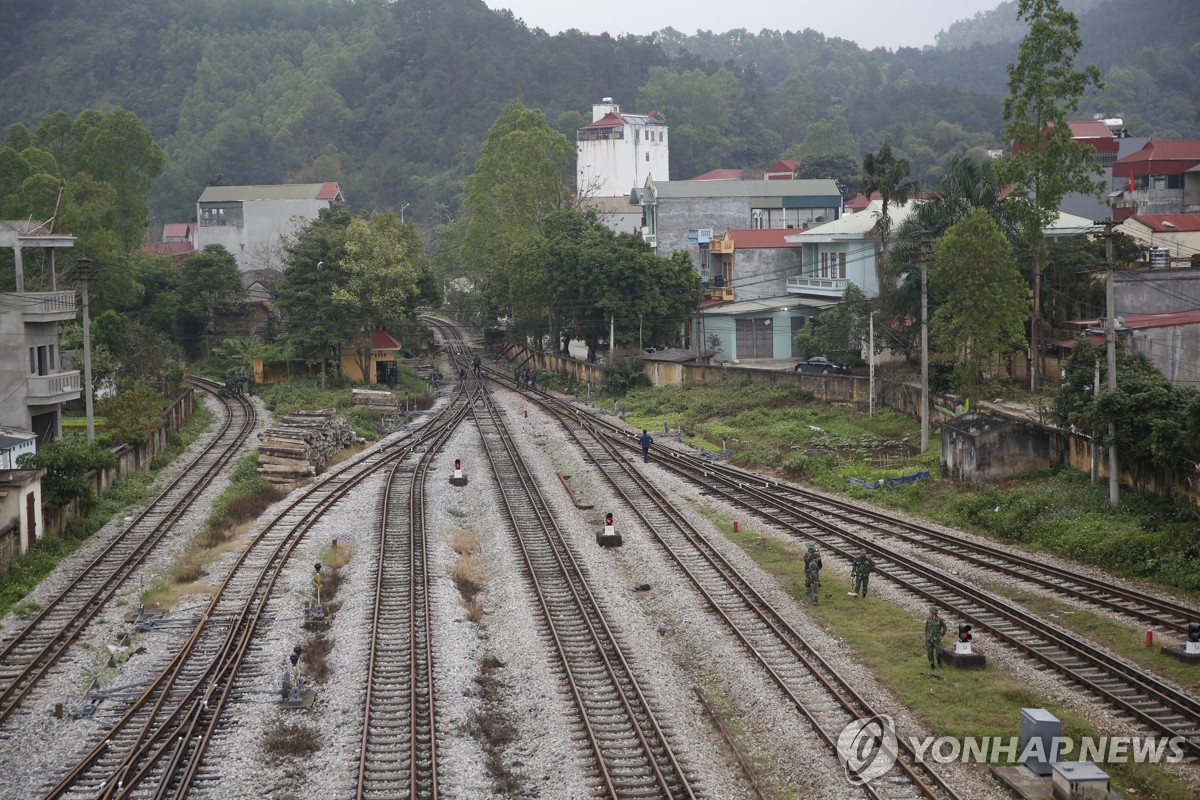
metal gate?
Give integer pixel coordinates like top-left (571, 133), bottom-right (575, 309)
top-left (735, 317), bottom-right (773, 359)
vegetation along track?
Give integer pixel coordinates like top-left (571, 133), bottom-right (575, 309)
top-left (519, 383), bottom-right (1200, 757)
top-left (0, 377), bottom-right (256, 728)
top-left (43, 383), bottom-right (473, 799)
top-left (521, 384), bottom-right (963, 800)
top-left (356, 376), bottom-right (477, 799)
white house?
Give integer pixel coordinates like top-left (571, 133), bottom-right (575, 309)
top-left (577, 98), bottom-right (668, 233)
top-left (195, 182), bottom-right (346, 272)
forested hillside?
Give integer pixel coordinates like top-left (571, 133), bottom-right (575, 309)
top-left (2, 0), bottom-right (1195, 227)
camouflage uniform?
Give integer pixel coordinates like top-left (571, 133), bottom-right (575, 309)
top-left (925, 606), bottom-right (947, 670)
top-left (804, 555), bottom-right (822, 606)
top-left (804, 543), bottom-right (821, 585)
top-left (852, 552), bottom-right (875, 597)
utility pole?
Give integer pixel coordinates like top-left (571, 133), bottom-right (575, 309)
top-left (76, 258), bottom-right (96, 443)
top-left (316, 261), bottom-right (326, 389)
top-left (919, 235), bottom-right (931, 452)
top-left (1099, 218), bottom-right (1120, 506)
top-left (869, 311), bottom-right (876, 418)
top-left (610, 315), bottom-right (615, 360)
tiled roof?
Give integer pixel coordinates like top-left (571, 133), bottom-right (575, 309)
top-left (316, 182), bottom-right (343, 201)
top-left (579, 111), bottom-right (663, 131)
top-left (1070, 310), bottom-right (1200, 330)
top-left (146, 242), bottom-right (195, 257)
top-left (162, 222), bottom-right (194, 238)
top-left (724, 229), bottom-right (804, 248)
top-left (348, 330), bottom-right (403, 349)
top-left (652, 179), bottom-right (841, 199)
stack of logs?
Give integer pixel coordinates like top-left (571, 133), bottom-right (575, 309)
top-left (257, 409), bottom-right (354, 484)
top-left (351, 389), bottom-right (400, 409)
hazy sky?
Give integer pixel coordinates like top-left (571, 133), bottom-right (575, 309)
top-left (483, 0), bottom-right (1004, 51)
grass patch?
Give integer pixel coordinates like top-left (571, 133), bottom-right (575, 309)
top-left (150, 401), bottom-right (215, 470)
top-left (982, 585), bottom-right (1200, 692)
top-left (616, 381), bottom-right (1200, 597)
top-left (452, 556), bottom-right (484, 603)
top-left (198, 453), bottom-right (285, 548)
top-left (262, 718), bottom-right (322, 761)
top-left (302, 631), bottom-right (333, 682)
top-left (719, 520), bottom-right (1196, 800)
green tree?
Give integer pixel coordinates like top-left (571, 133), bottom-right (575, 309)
top-left (175, 245), bottom-right (246, 357)
top-left (18, 435), bottom-right (116, 508)
top-left (860, 142), bottom-right (919, 252)
top-left (793, 153), bottom-right (862, 198)
top-left (277, 206), bottom-right (353, 376)
top-left (97, 380), bottom-right (164, 446)
top-left (792, 283), bottom-right (873, 363)
top-left (999, 0), bottom-right (1103, 389)
top-left (334, 211), bottom-right (429, 381)
top-left (786, 116), bottom-right (858, 162)
top-left (929, 208), bottom-right (1029, 404)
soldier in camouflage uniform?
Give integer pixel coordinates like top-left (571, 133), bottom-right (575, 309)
top-left (851, 550), bottom-right (875, 597)
top-left (804, 542), bottom-right (821, 581)
top-left (924, 605), bottom-right (947, 670)
top-left (804, 555), bottom-right (822, 606)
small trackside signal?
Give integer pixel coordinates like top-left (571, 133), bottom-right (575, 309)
top-left (597, 511), bottom-right (622, 548)
top-left (450, 458), bottom-right (468, 486)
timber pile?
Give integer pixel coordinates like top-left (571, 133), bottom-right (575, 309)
top-left (257, 409), bottom-right (353, 484)
top-left (352, 389), bottom-right (399, 408)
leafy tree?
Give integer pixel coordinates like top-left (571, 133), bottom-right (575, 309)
top-left (999, 0), bottom-right (1103, 389)
top-left (334, 211), bottom-right (429, 380)
top-left (542, 208), bottom-right (701, 362)
top-left (793, 153), bottom-right (861, 198)
top-left (928, 208), bottom-right (1029, 403)
top-left (18, 435), bottom-right (116, 508)
top-left (786, 116), bottom-right (858, 162)
top-left (277, 205), bottom-right (353, 375)
top-left (860, 141), bottom-right (919, 253)
top-left (461, 100), bottom-right (573, 320)
top-left (1055, 340), bottom-right (1200, 480)
top-left (792, 283), bottom-right (873, 363)
top-left (885, 156), bottom-right (1016, 357)
top-left (97, 380), bottom-right (164, 446)
top-left (174, 245), bottom-right (246, 357)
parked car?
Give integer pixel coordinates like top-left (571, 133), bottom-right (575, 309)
top-left (794, 356), bottom-right (852, 375)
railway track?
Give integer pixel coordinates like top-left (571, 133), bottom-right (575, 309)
top-left (524, 395), bottom-right (962, 799)
top-left (467, 361), bottom-right (695, 798)
top-left (356, 378), bottom-right (476, 799)
top-left (0, 377), bottom-right (255, 728)
top-left (518, 381), bottom-right (1200, 758)
top-left (43, 386), bottom-right (472, 799)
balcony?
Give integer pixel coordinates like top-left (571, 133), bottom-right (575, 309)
top-left (21, 291), bottom-right (77, 322)
top-left (26, 371), bottom-right (82, 404)
top-left (643, 233), bottom-right (657, 248)
top-left (786, 275), bottom-right (849, 298)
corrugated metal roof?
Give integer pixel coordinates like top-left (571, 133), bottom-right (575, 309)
top-left (700, 295), bottom-right (832, 316)
top-left (1068, 120), bottom-right (1115, 139)
top-left (199, 183), bottom-right (336, 202)
top-left (1068, 310), bottom-right (1200, 330)
top-left (1128, 213), bottom-right (1200, 232)
top-left (725, 229), bottom-right (804, 249)
top-left (690, 169), bottom-right (745, 181)
top-left (653, 179), bottom-right (841, 199)
top-left (1113, 140), bottom-right (1200, 176)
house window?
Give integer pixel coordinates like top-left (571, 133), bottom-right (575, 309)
top-left (820, 252), bottom-right (829, 278)
top-left (646, 152), bottom-right (650, 161)
top-left (29, 347), bottom-right (36, 375)
top-left (839, 252), bottom-right (847, 279)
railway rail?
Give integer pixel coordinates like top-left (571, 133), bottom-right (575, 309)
top-left (44, 386), bottom-right (471, 799)
top-left (513, 374), bottom-right (1200, 758)
top-left (0, 377), bottom-right (256, 728)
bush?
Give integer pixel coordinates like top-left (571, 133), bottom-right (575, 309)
top-left (601, 357), bottom-right (649, 394)
top-left (18, 434), bottom-right (116, 507)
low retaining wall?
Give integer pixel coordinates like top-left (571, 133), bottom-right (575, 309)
top-left (501, 342), bottom-right (1199, 508)
top-left (39, 388), bottom-right (196, 542)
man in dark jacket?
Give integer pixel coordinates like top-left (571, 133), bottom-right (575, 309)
top-left (639, 430), bottom-right (653, 463)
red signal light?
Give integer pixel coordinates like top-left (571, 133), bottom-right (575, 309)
top-left (605, 512), bottom-right (614, 526)
top-left (455, 459), bottom-right (461, 470)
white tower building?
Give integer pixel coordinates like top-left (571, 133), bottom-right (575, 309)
top-left (577, 98), bottom-right (669, 232)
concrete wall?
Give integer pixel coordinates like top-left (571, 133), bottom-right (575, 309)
top-left (197, 198), bottom-right (328, 272)
top-left (0, 295), bottom-right (70, 432)
top-left (0, 474), bottom-right (41, 565)
top-left (577, 123), bottom-right (668, 198)
top-left (1115, 269), bottom-right (1200, 313)
top-left (733, 249), bottom-right (801, 299)
top-left (1131, 323), bottom-right (1200, 385)
top-left (942, 415), bottom-right (1053, 482)
top-left (656, 196), bottom-right (753, 257)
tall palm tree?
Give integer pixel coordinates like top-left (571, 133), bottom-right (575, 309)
top-left (860, 142), bottom-right (920, 291)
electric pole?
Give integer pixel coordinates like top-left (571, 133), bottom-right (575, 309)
top-left (76, 258), bottom-right (96, 443)
top-left (919, 234), bottom-right (931, 452)
top-left (1099, 218), bottom-right (1120, 507)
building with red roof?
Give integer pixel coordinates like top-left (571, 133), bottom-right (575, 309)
top-left (765, 160), bottom-right (801, 180)
top-left (1112, 140), bottom-right (1200, 216)
top-left (577, 98), bottom-right (668, 235)
top-left (341, 330), bottom-right (404, 385)
top-left (690, 168), bottom-right (746, 181)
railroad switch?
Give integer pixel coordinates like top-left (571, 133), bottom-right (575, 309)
top-left (450, 458), bottom-right (469, 486)
top-left (280, 646), bottom-right (316, 709)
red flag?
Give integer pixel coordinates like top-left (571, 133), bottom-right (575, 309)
top-left (1128, 174), bottom-right (1135, 193)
